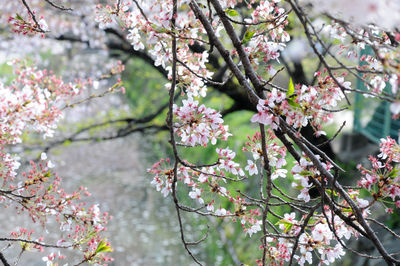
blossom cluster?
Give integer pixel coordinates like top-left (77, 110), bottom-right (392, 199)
top-left (243, 131), bottom-right (287, 178)
top-left (358, 137), bottom-right (400, 213)
top-left (97, 0), bottom-right (214, 98)
top-left (8, 13), bottom-right (48, 36)
top-left (148, 148), bottom-right (265, 237)
top-left (0, 62), bottom-right (113, 265)
top-left (307, 8), bottom-right (400, 118)
top-left (0, 61), bottom-right (80, 144)
top-left (263, 207), bottom-right (359, 266)
top-left (173, 97), bottom-right (230, 146)
top-left (250, 89), bottom-right (284, 130)
top-left (291, 155), bottom-right (333, 203)
top-left (244, 0), bottom-right (290, 74)
top-left (251, 73), bottom-right (350, 135)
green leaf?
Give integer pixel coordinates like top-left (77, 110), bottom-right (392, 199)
top-left (97, 245), bottom-right (113, 253)
top-left (95, 240), bottom-right (113, 254)
top-left (308, 217), bottom-right (318, 224)
top-left (44, 170), bottom-right (51, 178)
top-left (15, 13), bottom-right (24, 21)
top-left (287, 78), bottom-right (295, 97)
top-left (284, 223), bottom-right (292, 233)
top-left (388, 167), bottom-right (399, 178)
top-left (325, 189), bottom-right (338, 197)
top-left (287, 98), bottom-right (300, 108)
top-left (299, 170), bottom-right (313, 176)
top-left (20, 241), bottom-right (31, 251)
top-left (63, 140), bottom-right (71, 147)
top-left (225, 9), bottom-right (239, 16)
top-left (275, 220), bottom-right (293, 233)
top-left (292, 183), bottom-right (304, 190)
top-left (243, 30), bottom-right (255, 44)
top-left (342, 208), bottom-right (353, 213)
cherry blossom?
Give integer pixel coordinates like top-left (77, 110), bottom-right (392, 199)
top-left (173, 97), bottom-right (230, 146)
top-left (245, 160), bottom-right (258, 176)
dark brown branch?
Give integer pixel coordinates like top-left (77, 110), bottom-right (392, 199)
top-left (34, 124), bottom-right (167, 155)
top-left (210, 0), bottom-right (265, 93)
top-left (190, 2), bottom-right (259, 107)
top-left (316, 121), bottom-right (346, 148)
top-left (44, 0), bottom-right (72, 11)
top-left (0, 252), bottom-right (10, 266)
top-left (169, 1), bottom-right (203, 264)
top-left (0, 238), bottom-right (73, 249)
top-left (20, 0), bottom-right (46, 32)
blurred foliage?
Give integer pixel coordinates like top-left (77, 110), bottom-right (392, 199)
top-left (123, 58), bottom-right (168, 120)
top-left (0, 62), bottom-right (13, 83)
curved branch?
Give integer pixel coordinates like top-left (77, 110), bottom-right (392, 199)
top-left (0, 252), bottom-right (10, 266)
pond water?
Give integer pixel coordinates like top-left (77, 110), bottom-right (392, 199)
top-left (53, 136), bottom-right (196, 265)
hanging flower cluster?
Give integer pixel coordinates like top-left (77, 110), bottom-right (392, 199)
top-left (173, 97), bottom-right (230, 146)
top-left (358, 137), bottom-right (400, 213)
